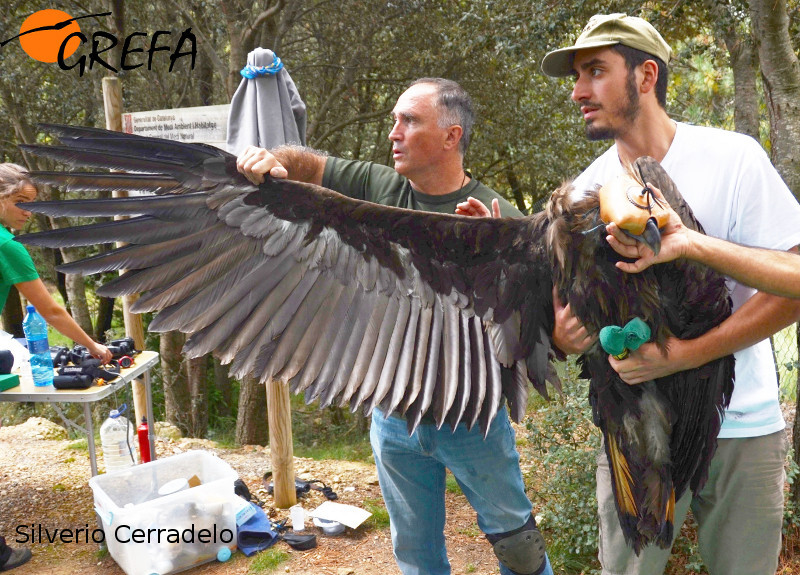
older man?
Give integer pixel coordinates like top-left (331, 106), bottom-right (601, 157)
top-left (238, 77), bottom-right (553, 575)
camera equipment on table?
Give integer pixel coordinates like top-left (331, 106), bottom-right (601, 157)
top-left (52, 359), bottom-right (121, 389)
top-left (54, 337), bottom-right (139, 369)
top-left (107, 337), bottom-right (138, 366)
top-left (49, 338), bottom-right (139, 389)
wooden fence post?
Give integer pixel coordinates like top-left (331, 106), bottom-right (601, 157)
top-left (102, 77), bottom-right (148, 434)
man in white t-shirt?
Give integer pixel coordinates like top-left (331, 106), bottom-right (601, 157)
top-left (541, 13), bottom-right (800, 575)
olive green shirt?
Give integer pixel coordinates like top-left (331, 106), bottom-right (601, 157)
top-left (322, 157), bottom-right (521, 217)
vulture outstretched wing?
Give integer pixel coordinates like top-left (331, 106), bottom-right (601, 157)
top-left (18, 124), bottom-right (558, 437)
top-left (547, 156), bottom-right (735, 554)
top-left (18, 126), bottom-right (734, 553)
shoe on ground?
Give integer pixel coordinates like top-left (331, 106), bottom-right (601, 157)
top-left (1, 547), bottom-right (32, 571)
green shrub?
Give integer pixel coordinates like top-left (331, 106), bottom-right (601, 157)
top-left (522, 358), bottom-right (601, 573)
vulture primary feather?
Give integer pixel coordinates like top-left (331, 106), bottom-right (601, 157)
top-left (17, 124), bottom-right (733, 553)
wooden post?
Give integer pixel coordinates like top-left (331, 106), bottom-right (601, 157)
top-left (102, 77), bottom-right (148, 430)
top-left (266, 379), bottom-right (296, 508)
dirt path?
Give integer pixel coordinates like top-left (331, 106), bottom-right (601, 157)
top-left (0, 419), bottom-right (503, 575)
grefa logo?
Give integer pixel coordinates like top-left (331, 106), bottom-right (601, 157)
top-left (1, 9), bottom-right (196, 76)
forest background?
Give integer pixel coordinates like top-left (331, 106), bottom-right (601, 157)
top-left (0, 1), bottom-right (799, 572)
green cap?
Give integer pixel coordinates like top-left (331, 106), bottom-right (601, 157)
top-left (541, 13), bottom-right (673, 77)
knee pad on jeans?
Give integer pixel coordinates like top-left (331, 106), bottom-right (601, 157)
top-left (486, 515), bottom-right (547, 575)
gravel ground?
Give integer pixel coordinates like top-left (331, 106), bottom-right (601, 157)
top-left (0, 417), bottom-right (502, 575)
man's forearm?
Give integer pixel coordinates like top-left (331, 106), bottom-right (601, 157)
top-left (688, 235), bottom-right (800, 299)
top-left (678, 291), bottom-right (800, 368)
top-left (271, 145), bottom-right (327, 185)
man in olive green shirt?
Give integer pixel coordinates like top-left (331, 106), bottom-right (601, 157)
top-left (238, 78), bottom-right (553, 575)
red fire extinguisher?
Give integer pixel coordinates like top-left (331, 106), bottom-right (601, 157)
top-left (137, 417), bottom-right (152, 463)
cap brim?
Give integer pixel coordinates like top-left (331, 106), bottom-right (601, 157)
top-left (541, 40), bottom-right (620, 77)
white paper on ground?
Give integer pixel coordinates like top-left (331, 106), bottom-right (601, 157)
top-left (309, 501), bottom-right (372, 529)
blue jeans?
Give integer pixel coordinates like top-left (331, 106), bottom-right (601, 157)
top-left (370, 407), bottom-right (553, 575)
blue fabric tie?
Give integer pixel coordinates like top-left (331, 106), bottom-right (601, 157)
top-left (240, 56), bottom-right (284, 78)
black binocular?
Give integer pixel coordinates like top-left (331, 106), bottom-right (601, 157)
top-left (52, 337), bottom-right (138, 368)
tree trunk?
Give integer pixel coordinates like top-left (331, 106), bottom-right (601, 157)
top-left (213, 357), bottom-right (233, 418)
top-left (197, 38), bottom-right (214, 106)
top-left (749, 0), bottom-right (800, 513)
top-left (160, 331), bottom-right (191, 435)
top-left (236, 376), bottom-right (268, 445)
top-left (504, 164), bottom-right (528, 214)
top-left (187, 355), bottom-right (208, 437)
top-left (95, 297), bottom-right (115, 341)
top-left (62, 271), bottom-right (94, 336)
top-left (749, 0), bottom-right (800, 197)
top-left (704, 0), bottom-right (760, 139)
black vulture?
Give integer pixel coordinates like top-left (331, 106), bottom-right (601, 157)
top-left (546, 165), bottom-right (734, 553)
top-left (18, 124), bottom-right (733, 553)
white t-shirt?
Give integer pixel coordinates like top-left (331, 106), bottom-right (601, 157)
top-left (573, 121), bottom-right (800, 438)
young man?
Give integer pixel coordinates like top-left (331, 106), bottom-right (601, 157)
top-left (541, 13), bottom-right (800, 574)
top-left (238, 78), bottom-right (553, 575)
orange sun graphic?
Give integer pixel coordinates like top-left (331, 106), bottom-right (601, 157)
top-left (19, 9), bottom-right (82, 63)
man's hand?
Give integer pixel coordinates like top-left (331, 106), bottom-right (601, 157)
top-left (608, 338), bottom-right (692, 384)
top-left (236, 146), bottom-right (289, 184)
top-left (456, 197), bottom-right (500, 218)
top-left (552, 287), bottom-right (596, 355)
top-left (605, 184), bottom-right (691, 273)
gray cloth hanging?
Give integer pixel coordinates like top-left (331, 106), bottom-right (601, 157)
top-left (226, 48), bottom-right (307, 156)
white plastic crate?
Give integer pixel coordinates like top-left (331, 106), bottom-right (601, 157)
top-left (89, 450), bottom-right (239, 575)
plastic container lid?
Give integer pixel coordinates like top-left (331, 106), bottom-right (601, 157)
top-left (157, 477), bottom-right (189, 497)
top-left (313, 516), bottom-right (345, 535)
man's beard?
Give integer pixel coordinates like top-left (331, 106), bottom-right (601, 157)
top-left (584, 73), bottom-right (640, 141)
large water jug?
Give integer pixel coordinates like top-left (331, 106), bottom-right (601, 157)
top-left (100, 406), bottom-right (135, 472)
top-left (22, 305), bottom-right (53, 387)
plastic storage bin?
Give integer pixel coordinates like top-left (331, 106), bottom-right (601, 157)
top-left (89, 450), bottom-right (239, 575)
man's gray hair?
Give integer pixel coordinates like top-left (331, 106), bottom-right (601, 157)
top-left (410, 78), bottom-right (474, 156)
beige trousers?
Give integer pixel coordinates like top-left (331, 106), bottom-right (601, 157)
top-left (596, 431), bottom-right (787, 575)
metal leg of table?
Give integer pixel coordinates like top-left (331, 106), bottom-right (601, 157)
top-left (85, 402), bottom-right (99, 476)
top-left (143, 372), bottom-right (156, 461)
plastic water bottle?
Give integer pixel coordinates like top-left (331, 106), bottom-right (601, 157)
top-left (22, 305), bottom-right (53, 387)
top-left (100, 405), bottom-right (135, 472)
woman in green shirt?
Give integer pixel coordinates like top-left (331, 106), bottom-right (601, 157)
top-left (0, 163), bottom-right (111, 361)
top-left (0, 163), bottom-right (112, 571)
